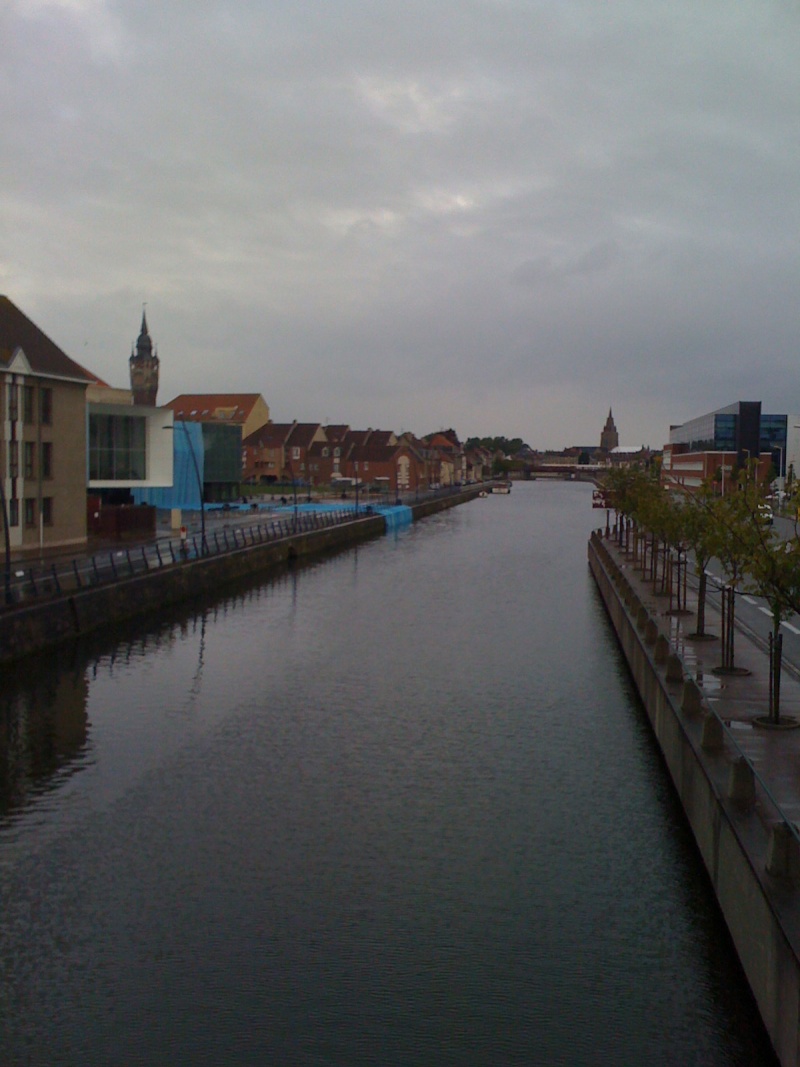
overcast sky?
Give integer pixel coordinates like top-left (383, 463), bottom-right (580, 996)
top-left (3, 0), bottom-right (799, 448)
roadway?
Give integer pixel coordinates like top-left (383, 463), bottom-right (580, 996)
top-left (689, 512), bottom-right (800, 676)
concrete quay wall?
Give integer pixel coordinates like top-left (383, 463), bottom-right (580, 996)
top-left (0, 485), bottom-right (485, 664)
top-left (589, 532), bottom-right (800, 1067)
top-left (0, 515), bottom-right (385, 664)
top-left (409, 483), bottom-right (484, 520)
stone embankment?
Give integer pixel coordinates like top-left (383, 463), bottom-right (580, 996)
top-left (589, 530), bottom-right (800, 1067)
top-left (0, 486), bottom-right (484, 664)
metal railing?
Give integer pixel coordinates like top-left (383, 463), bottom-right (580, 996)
top-left (1, 506), bottom-right (363, 611)
top-left (1, 482), bottom-right (483, 611)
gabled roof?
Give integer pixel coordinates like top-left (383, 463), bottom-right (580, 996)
top-left (366, 429), bottom-right (397, 448)
top-left (242, 421), bottom-right (296, 448)
top-left (343, 429), bottom-right (373, 448)
top-left (425, 431), bottom-right (462, 451)
top-left (349, 441), bottom-right (414, 464)
top-left (286, 422), bottom-right (324, 449)
top-left (166, 393), bottom-right (264, 423)
top-left (0, 296), bottom-right (94, 384)
top-left (324, 424), bottom-right (350, 444)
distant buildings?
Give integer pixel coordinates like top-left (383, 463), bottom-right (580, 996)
top-left (129, 310), bottom-right (160, 406)
top-left (0, 296), bottom-right (94, 555)
top-left (0, 297), bottom-right (482, 562)
top-left (599, 409), bottom-right (619, 453)
top-left (662, 401), bottom-right (790, 491)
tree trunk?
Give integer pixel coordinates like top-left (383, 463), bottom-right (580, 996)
top-left (696, 570), bottom-right (707, 635)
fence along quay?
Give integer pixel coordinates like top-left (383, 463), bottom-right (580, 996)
top-left (0, 485), bottom-right (484, 664)
top-left (588, 527), bottom-right (800, 1067)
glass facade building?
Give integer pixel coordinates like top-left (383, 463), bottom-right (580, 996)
top-left (89, 412), bottom-right (147, 481)
top-left (669, 402), bottom-right (787, 476)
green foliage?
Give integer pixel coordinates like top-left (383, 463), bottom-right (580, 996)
top-left (465, 435), bottom-right (528, 456)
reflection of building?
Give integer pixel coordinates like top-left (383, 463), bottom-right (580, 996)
top-left (663, 401), bottom-right (790, 491)
top-left (0, 667), bottom-right (89, 818)
top-left (129, 310), bottom-right (159, 406)
top-left (0, 296), bottom-right (94, 556)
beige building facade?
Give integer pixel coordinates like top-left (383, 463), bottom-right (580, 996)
top-left (1, 297), bottom-right (93, 557)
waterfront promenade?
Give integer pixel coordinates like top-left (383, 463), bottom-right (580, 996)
top-left (590, 528), bottom-right (800, 1067)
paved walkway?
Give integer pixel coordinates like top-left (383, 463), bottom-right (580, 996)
top-left (607, 535), bottom-right (800, 834)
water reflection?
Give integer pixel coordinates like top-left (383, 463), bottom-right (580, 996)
top-left (0, 485), bottom-right (780, 1066)
top-left (0, 663), bottom-right (89, 819)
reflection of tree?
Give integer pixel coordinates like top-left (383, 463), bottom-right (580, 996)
top-left (0, 667), bottom-right (89, 819)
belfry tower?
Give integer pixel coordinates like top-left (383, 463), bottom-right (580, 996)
top-left (600, 408), bottom-right (619, 452)
top-left (129, 308), bottom-right (160, 406)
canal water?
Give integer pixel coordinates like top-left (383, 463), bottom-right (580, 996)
top-left (0, 481), bottom-right (777, 1066)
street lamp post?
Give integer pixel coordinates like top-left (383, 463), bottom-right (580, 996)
top-left (165, 422), bottom-right (206, 553)
top-left (354, 461), bottom-right (359, 516)
top-left (289, 464), bottom-right (298, 530)
top-left (0, 474), bottom-right (12, 605)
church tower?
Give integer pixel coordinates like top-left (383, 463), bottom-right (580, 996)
top-left (129, 309), bottom-right (160, 406)
top-left (600, 408), bottom-right (619, 452)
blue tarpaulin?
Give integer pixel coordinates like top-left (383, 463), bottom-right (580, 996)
top-left (133, 421), bottom-right (204, 512)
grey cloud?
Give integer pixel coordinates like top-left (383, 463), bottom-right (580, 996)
top-left (3, 0), bottom-right (800, 448)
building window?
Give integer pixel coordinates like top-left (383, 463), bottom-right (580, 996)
top-left (23, 386), bottom-right (35, 424)
top-left (292, 447), bottom-right (300, 460)
top-left (24, 441), bottom-right (35, 478)
top-left (7, 384), bottom-right (18, 421)
top-left (8, 441), bottom-right (18, 478)
top-left (363, 461), bottom-right (369, 471)
top-left (42, 497), bottom-right (53, 526)
top-left (89, 413), bottom-right (147, 480)
top-left (24, 498), bottom-right (35, 527)
top-left (9, 498), bottom-right (18, 527)
top-left (41, 442), bottom-right (53, 479)
top-left (40, 388), bottom-right (52, 425)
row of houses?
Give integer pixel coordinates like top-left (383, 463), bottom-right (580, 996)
top-left (165, 395), bottom-right (488, 494)
top-left (0, 297), bottom-right (491, 560)
top-left (161, 399), bottom-right (490, 495)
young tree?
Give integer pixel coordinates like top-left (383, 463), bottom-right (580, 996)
top-left (745, 537), bottom-right (800, 723)
top-left (712, 465), bottom-right (773, 673)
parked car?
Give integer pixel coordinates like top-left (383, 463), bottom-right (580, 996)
top-left (758, 504), bottom-right (774, 526)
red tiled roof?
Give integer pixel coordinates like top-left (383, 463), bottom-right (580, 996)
top-left (324, 424), bottom-right (350, 443)
top-left (0, 296), bottom-right (94, 383)
top-left (286, 423), bottom-right (323, 449)
top-left (165, 393), bottom-right (264, 423)
top-left (242, 422), bottom-right (295, 448)
top-left (350, 442), bottom-right (407, 464)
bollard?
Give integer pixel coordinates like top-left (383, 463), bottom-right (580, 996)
top-left (766, 823), bottom-right (800, 885)
top-left (701, 713), bottom-right (724, 752)
top-left (644, 619), bottom-right (658, 646)
top-left (665, 653), bottom-right (684, 683)
top-left (728, 756), bottom-right (755, 808)
top-left (654, 634), bottom-right (670, 664)
top-left (681, 679), bottom-right (704, 717)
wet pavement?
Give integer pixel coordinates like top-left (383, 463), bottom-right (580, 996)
top-left (607, 534), bottom-right (800, 834)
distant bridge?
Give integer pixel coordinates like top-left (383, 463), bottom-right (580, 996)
top-left (512, 464), bottom-right (605, 481)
